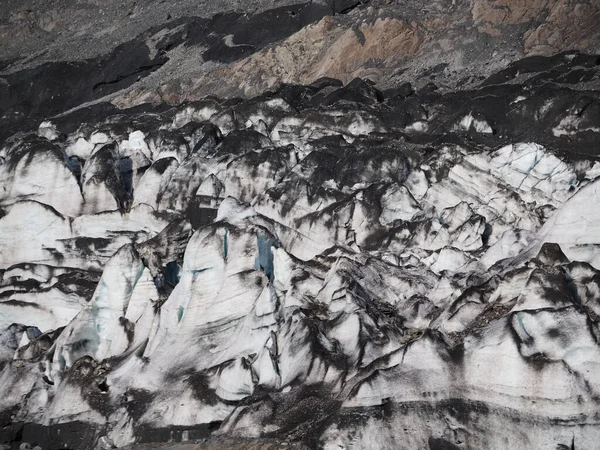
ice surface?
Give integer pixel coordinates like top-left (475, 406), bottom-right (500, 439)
top-left (1, 71), bottom-right (600, 449)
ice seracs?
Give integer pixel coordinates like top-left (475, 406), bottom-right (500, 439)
top-left (1, 55), bottom-right (600, 449)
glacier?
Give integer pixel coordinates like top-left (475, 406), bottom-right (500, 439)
top-left (0, 47), bottom-right (600, 450)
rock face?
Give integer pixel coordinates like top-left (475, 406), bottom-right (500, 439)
top-left (1, 1), bottom-right (600, 449)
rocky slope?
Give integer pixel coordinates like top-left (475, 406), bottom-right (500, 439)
top-left (1, 1), bottom-right (600, 449)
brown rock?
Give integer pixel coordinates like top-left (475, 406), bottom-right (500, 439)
top-left (472, 0), bottom-right (600, 56)
top-left (182, 16), bottom-right (427, 100)
top-left (524, 1), bottom-right (600, 55)
top-left (472, 0), bottom-right (549, 26)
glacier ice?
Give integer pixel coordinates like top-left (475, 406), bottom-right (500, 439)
top-left (1, 53), bottom-right (600, 449)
